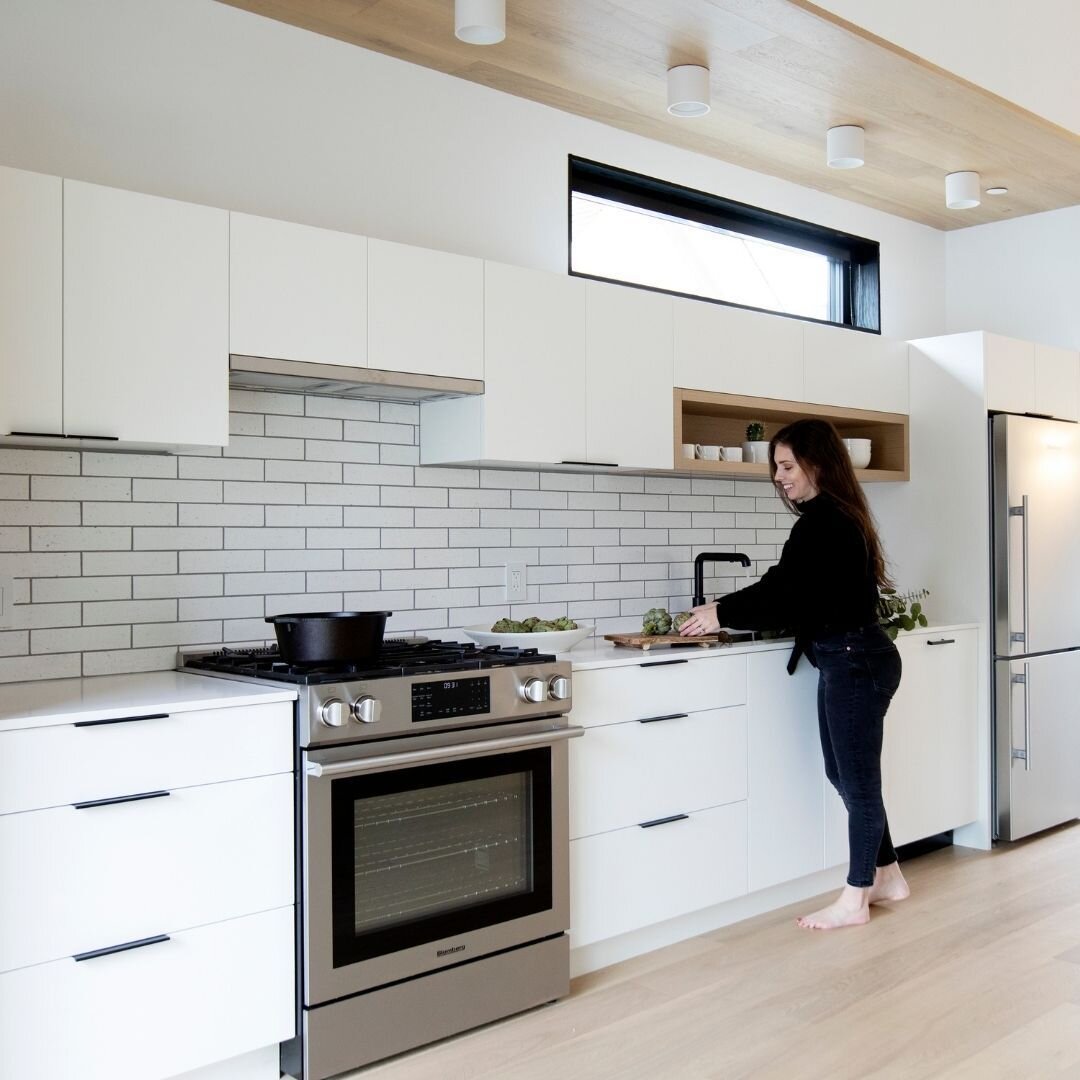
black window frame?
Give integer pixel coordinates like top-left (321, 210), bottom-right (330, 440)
top-left (568, 155), bottom-right (881, 334)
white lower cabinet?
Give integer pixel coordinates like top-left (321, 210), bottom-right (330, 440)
top-left (0, 696), bottom-right (295, 1079)
top-left (571, 803), bottom-right (748, 946)
top-left (0, 906), bottom-right (294, 1080)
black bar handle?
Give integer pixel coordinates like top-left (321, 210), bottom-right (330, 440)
top-left (638, 713), bottom-right (689, 724)
top-left (73, 934), bottom-right (170, 963)
top-left (640, 658), bottom-right (689, 668)
top-left (639, 813), bottom-right (690, 829)
top-left (7, 431), bottom-right (119, 441)
top-left (558, 460), bottom-right (618, 468)
top-left (74, 712), bottom-right (169, 728)
top-left (927, 638), bottom-right (956, 646)
top-left (73, 790), bottom-right (170, 810)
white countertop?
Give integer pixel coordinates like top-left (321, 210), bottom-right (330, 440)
top-left (561, 624), bottom-right (979, 670)
top-left (0, 671), bottom-right (297, 733)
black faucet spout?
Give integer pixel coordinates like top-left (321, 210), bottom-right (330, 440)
top-left (692, 551), bottom-right (751, 607)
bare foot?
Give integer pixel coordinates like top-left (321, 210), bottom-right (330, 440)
top-left (868, 862), bottom-right (910, 905)
top-left (796, 884), bottom-right (870, 930)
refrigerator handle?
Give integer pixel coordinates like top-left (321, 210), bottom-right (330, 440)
top-left (1011, 664), bottom-right (1031, 772)
top-left (1008, 495), bottom-right (1030, 647)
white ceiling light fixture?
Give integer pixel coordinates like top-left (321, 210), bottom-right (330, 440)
top-left (986, 186), bottom-right (1009, 196)
top-left (667, 65), bottom-right (711, 118)
top-left (826, 125), bottom-right (865, 169)
top-left (945, 171), bottom-right (981, 209)
top-left (454, 0), bottom-right (505, 45)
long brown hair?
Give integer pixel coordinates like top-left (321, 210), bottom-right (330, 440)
top-left (768, 418), bottom-right (893, 589)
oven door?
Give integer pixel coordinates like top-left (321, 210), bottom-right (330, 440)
top-left (302, 721), bottom-right (581, 1003)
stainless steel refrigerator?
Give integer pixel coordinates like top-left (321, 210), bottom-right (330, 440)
top-left (992, 413), bottom-right (1080, 841)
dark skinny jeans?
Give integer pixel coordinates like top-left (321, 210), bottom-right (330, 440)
top-left (810, 625), bottom-right (903, 888)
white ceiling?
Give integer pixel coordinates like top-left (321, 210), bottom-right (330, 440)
top-left (814, 0), bottom-right (1080, 136)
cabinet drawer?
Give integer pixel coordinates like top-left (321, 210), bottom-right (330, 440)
top-left (569, 655), bottom-right (745, 728)
top-left (570, 802), bottom-right (747, 947)
top-left (0, 701), bottom-right (292, 814)
top-left (0, 905), bottom-right (294, 1080)
top-left (570, 707), bottom-right (746, 839)
top-left (0, 773), bottom-right (293, 973)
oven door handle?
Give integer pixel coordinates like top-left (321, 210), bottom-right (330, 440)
top-left (305, 725), bottom-right (585, 778)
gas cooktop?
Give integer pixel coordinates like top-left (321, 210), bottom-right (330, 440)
top-left (181, 639), bottom-right (556, 685)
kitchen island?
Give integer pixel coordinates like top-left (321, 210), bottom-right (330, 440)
top-left (561, 624), bottom-right (982, 975)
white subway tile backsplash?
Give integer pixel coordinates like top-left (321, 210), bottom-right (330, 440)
top-left (0, 396), bottom-right (794, 682)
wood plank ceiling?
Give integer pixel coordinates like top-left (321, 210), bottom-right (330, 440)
top-left (217, 0), bottom-right (1080, 230)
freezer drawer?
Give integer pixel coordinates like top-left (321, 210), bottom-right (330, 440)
top-left (995, 651), bottom-right (1080, 840)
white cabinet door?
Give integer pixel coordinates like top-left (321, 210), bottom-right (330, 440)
top-left (803, 322), bottom-right (909, 413)
top-left (482, 262), bottom-right (586, 463)
top-left (984, 333), bottom-right (1036, 415)
top-left (0, 906), bottom-right (294, 1080)
top-left (368, 238), bottom-right (482, 379)
top-left (570, 802), bottom-right (748, 946)
top-left (569, 707), bottom-right (747, 839)
top-left (63, 181), bottom-right (228, 446)
top-left (230, 211), bottom-right (367, 368)
top-left (585, 281), bottom-right (673, 469)
top-left (883, 629), bottom-right (979, 847)
top-left (0, 166), bottom-right (62, 437)
top-left (747, 648), bottom-right (823, 891)
top-left (1034, 343), bottom-right (1080, 422)
top-left (673, 297), bottom-right (803, 399)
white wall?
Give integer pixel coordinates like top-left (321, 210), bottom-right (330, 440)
top-left (814, 0), bottom-right (1080, 135)
top-left (0, 0), bottom-right (945, 341)
top-left (946, 208), bottom-right (1080, 350)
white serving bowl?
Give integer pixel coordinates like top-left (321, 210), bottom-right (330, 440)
top-left (843, 438), bottom-right (872, 468)
top-left (462, 624), bottom-right (594, 651)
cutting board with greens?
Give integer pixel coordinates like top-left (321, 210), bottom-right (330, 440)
top-left (604, 607), bottom-right (729, 650)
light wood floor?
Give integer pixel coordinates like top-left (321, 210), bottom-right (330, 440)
top-left (355, 823), bottom-right (1080, 1080)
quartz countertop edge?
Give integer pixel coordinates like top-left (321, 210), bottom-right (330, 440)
top-left (563, 624), bottom-right (980, 670)
top-left (0, 671), bottom-right (298, 733)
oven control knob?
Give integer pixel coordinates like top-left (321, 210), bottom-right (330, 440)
top-left (351, 695), bottom-right (381, 725)
top-left (319, 698), bottom-right (347, 727)
top-left (520, 677), bottom-right (546, 704)
top-left (548, 675), bottom-right (571, 701)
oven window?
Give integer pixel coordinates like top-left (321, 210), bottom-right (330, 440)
top-left (330, 748), bottom-right (553, 966)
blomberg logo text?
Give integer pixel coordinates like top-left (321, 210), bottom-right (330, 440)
top-left (437, 944), bottom-right (466, 957)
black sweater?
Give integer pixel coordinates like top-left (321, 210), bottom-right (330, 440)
top-left (715, 492), bottom-right (879, 639)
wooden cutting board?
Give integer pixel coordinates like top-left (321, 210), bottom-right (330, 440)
top-left (603, 631), bottom-right (730, 651)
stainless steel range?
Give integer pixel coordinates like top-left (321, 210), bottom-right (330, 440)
top-left (181, 640), bottom-right (580, 1080)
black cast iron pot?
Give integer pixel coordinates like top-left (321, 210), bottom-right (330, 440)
top-left (265, 610), bottom-right (392, 665)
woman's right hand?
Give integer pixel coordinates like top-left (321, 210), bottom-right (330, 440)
top-left (679, 603), bottom-right (721, 636)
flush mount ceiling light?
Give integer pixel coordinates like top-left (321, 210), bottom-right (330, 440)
top-left (826, 125), bottom-right (865, 169)
top-left (667, 65), bottom-right (711, 117)
top-left (454, 0), bottom-right (505, 45)
top-left (946, 171), bottom-right (981, 209)
top-left (986, 186), bottom-right (1009, 196)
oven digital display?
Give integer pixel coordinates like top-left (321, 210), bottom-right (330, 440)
top-left (411, 676), bottom-right (491, 722)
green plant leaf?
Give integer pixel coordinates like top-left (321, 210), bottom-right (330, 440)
top-left (900, 614), bottom-right (915, 631)
top-left (918, 613), bottom-right (928, 626)
top-left (910, 602), bottom-right (921, 618)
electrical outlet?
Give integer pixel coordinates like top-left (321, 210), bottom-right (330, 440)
top-left (505, 563), bottom-right (527, 603)
top-left (0, 574), bottom-right (13, 629)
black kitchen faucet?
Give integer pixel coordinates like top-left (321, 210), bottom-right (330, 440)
top-left (692, 551), bottom-right (751, 607)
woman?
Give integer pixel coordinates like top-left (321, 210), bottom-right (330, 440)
top-left (679, 418), bottom-right (908, 929)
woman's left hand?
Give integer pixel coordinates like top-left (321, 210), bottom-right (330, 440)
top-left (678, 603), bottom-right (721, 636)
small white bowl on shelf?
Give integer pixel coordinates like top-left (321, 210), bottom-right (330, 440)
top-left (462, 624), bottom-right (594, 651)
top-left (843, 438), bottom-right (872, 468)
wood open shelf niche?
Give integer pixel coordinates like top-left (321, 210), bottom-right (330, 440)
top-left (674, 389), bottom-right (909, 482)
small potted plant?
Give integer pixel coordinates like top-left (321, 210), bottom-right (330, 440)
top-left (742, 420), bottom-right (769, 464)
top-left (877, 588), bottom-right (929, 640)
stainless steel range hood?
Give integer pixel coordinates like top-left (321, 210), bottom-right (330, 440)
top-left (229, 355), bottom-right (484, 404)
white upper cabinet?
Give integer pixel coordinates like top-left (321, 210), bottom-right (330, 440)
top-left (673, 298), bottom-right (803, 399)
top-left (422, 262), bottom-right (586, 465)
top-left (367, 239), bottom-right (483, 380)
top-left (1034, 342), bottom-right (1080, 422)
top-left (585, 282), bottom-right (673, 469)
top-left (64, 181), bottom-right (228, 446)
top-left (230, 211), bottom-right (368, 368)
top-left (983, 333), bottom-right (1036, 415)
top-left (803, 322), bottom-right (909, 414)
top-left (0, 167), bottom-right (62, 438)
